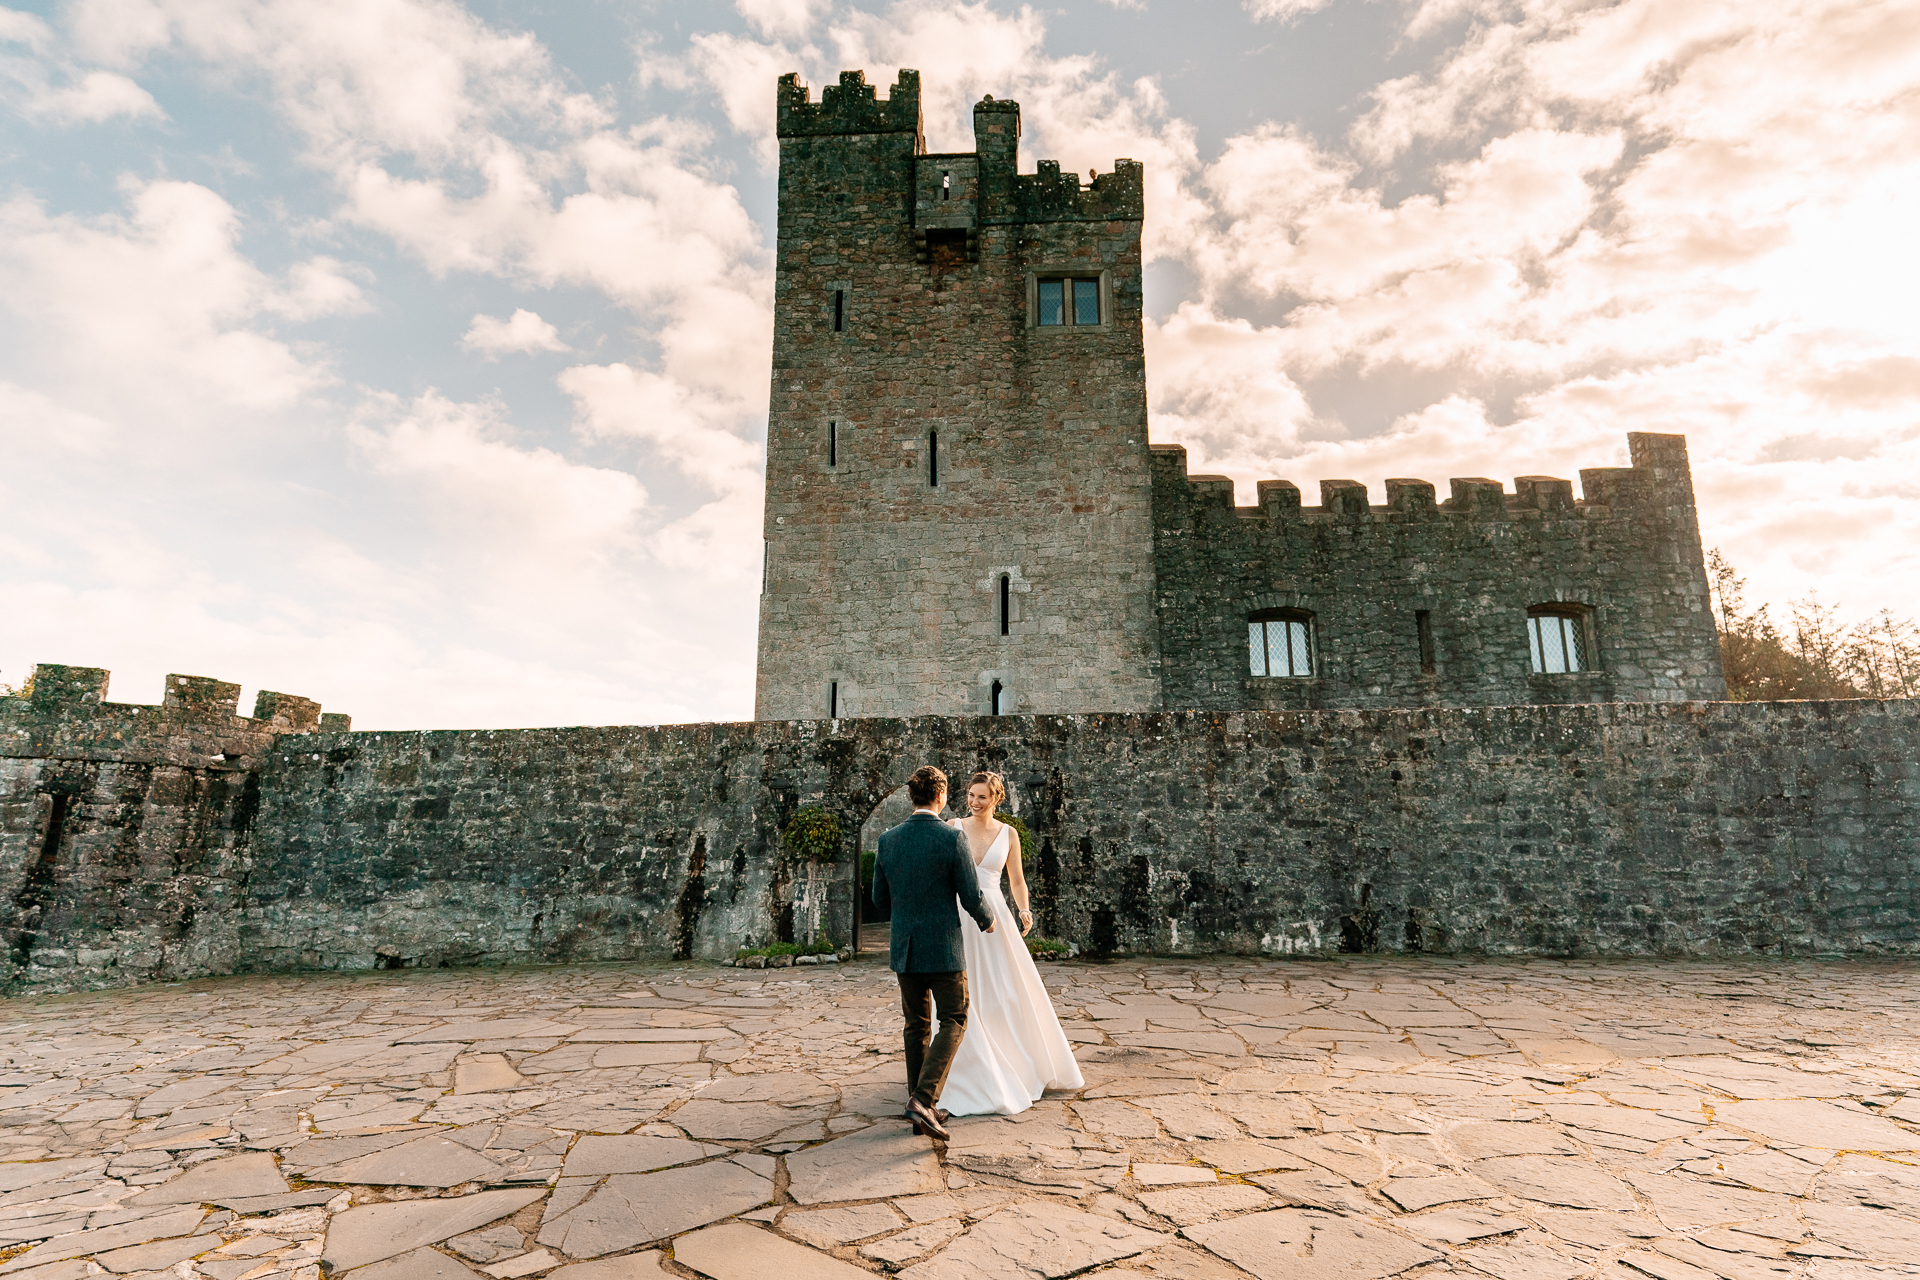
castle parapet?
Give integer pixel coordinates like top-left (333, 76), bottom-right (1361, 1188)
top-left (1258, 479), bottom-right (1302, 518)
top-left (1579, 467), bottom-right (1645, 509)
top-left (255, 690), bottom-right (323, 732)
top-left (165, 674), bottom-right (240, 716)
top-left (1320, 480), bottom-right (1369, 519)
top-left (1156, 434), bottom-right (1697, 527)
top-left (3, 665), bottom-right (351, 768)
top-left (1446, 477), bottom-right (1505, 517)
top-left (1514, 476), bottom-right (1575, 513)
top-left (1010, 158), bottom-right (1144, 223)
top-left (776, 70), bottom-right (923, 141)
top-left (1385, 478), bottom-right (1438, 516)
top-left (26, 664), bottom-right (110, 710)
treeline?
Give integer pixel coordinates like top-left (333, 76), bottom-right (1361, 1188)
top-left (1710, 550), bottom-right (1916, 701)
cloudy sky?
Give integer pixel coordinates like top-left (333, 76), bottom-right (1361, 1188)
top-left (1, 0), bottom-right (1914, 729)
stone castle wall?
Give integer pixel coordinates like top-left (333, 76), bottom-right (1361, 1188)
top-left (5, 663), bottom-right (1914, 993)
top-left (0, 666), bottom-right (347, 990)
top-left (1153, 432), bottom-right (1726, 710)
top-left (755, 70), bottom-right (1163, 721)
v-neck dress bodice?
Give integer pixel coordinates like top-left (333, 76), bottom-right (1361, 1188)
top-left (938, 820), bottom-right (1083, 1116)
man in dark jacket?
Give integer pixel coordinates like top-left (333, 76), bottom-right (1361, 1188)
top-left (871, 765), bottom-right (994, 1140)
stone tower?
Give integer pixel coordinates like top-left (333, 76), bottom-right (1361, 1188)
top-left (755, 70), bottom-right (1163, 720)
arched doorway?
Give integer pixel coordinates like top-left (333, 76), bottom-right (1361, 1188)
top-left (855, 785), bottom-right (918, 955)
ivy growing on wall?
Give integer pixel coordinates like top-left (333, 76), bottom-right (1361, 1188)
top-left (783, 805), bottom-right (843, 861)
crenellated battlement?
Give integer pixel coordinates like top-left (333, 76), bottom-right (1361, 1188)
top-left (1009, 158), bottom-right (1144, 223)
top-left (2, 663), bottom-right (350, 769)
top-left (776, 69), bottom-right (923, 142)
top-left (1150, 432), bottom-right (1722, 709)
top-left (1151, 433), bottom-right (1692, 523)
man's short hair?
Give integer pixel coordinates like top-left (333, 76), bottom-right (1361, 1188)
top-left (906, 766), bottom-right (947, 807)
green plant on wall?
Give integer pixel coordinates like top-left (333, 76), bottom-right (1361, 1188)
top-left (995, 810), bottom-right (1033, 860)
top-left (783, 805), bottom-right (843, 862)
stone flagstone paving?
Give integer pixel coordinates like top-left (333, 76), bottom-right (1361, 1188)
top-left (0, 957), bottom-right (1916, 1278)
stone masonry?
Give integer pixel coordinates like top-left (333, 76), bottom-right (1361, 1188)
top-left (1154, 431), bottom-right (1725, 710)
top-left (0, 666), bottom-right (346, 992)
top-left (754, 70), bottom-right (1724, 719)
top-left (4, 664), bottom-right (1914, 994)
top-left (756, 70), bottom-right (1164, 720)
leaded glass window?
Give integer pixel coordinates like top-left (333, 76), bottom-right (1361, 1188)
top-left (1037, 277), bottom-right (1100, 326)
top-left (1527, 607), bottom-right (1589, 674)
top-left (1249, 611), bottom-right (1314, 677)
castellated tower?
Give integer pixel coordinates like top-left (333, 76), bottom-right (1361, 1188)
top-left (755, 70), bottom-right (1164, 720)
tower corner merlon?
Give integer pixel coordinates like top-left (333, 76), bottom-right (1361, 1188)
top-left (1627, 431), bottom-right (1699, 512)
top-left (777, 68), bottom-right (924, 144)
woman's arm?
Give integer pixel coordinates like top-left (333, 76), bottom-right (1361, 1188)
top-left (1004, 826), bottom-right (1034, 936)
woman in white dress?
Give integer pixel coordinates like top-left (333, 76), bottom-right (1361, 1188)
top-left (938, 771), bottom-right (1084, 1116)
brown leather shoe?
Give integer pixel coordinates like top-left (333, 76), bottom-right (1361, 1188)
top-left (935, 1108), bottom-right (951, 1124)
top-left (904, 1097), bottom-right (949, 1141)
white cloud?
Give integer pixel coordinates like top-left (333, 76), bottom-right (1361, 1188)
top-left (29, 68), bottom-right (161, 120)
top-left (0, 179), bottom-right (351, 415)
top-left (58, 67), bottom-right (156, 116)
top-left (350, 392), bottom-right (648, 558)
top-left (1, 9), bottom-right (162, 123)
top-left (1244, 0), bottom-right (1335, 22)
top-left (737, 0), bottom-right (828, 41)
top-left (463, 307), bottom-right (566, 356)
top-left (0, 8), bottom-right (53, 48)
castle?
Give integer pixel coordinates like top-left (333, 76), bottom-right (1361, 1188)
top-left (756, 70), bottom-right (1726, 718)
top-left (3, 73), bottom-right (1908, 996)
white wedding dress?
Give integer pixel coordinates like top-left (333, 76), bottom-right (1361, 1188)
top-left (938, 820), bottom-right (1084, 1116)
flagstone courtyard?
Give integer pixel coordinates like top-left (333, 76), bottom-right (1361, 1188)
top-left (0, 956), bottom-right (1916, 1280)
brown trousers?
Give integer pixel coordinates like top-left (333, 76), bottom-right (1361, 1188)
top-left (897, 970), bottom-right (969, 1108)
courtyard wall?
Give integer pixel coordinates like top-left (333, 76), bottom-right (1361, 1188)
top-left (4, 666), bottom-right (1915, 992)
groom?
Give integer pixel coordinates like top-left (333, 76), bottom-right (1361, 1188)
top-left (871, 765), bottom-right (995, 1141)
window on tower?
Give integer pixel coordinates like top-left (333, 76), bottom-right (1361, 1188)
top-left (1527, 605), bottom-right (1592, 674)
top-left (1249, 609), bottom-right (1315, 678)
top-left (1037, 277), bottom-right (1101, 326)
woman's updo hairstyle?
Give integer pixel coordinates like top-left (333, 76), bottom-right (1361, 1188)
top-left (969, 771), bottom-right (1007, 809)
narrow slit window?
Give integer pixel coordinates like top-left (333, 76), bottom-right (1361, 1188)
top-left (40, 794), bottom-right (69, 864)
top-left (1527, 607), bottom-right (1589, 674)
top-left (990, 679), bottom-right (1005, 715)
top-left (941, 170), bottom-right (951, 200)
top-left (1036, 277), bottom-right (1100, 326)
top-left (832, 290), bottom-right (844, 332)
top-left (829, 681), bottom-right (839, 718)
top-left (999, 574), bottom-right (1011, 635)
top-left (928, 430), bottom-right (939, 487)
top-left (1249, 610), bottom-right (1314, 677)
top-left (1416, 610), bottom-right (1435, 674)
top-left (828, 420), bottom-right (837, 469)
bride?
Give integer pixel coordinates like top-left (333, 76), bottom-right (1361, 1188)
top-left (938, 771), bottom-right (1084, 1116)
